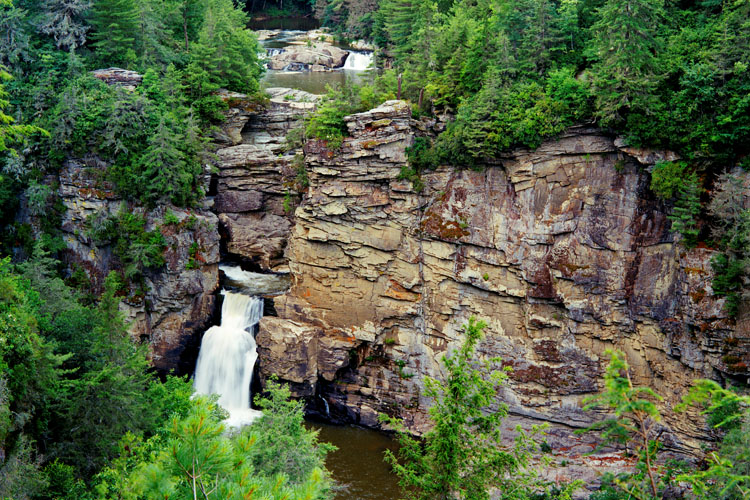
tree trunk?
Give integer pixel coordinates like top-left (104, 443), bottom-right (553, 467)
top-left (397, 73), bottom-right (402, 100)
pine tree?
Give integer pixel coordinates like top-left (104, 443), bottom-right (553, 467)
top-left (188, 0), bottom-right (262, 94)
top-left (38, 0), bottom-right (91, 52)
top-left (588, 0), bottom-right (665, 126)
top-left (89, 0), bottom-right (139, 66)
top-left (134, 0), bottom-right (172, 67)
top-left (382, 317), bottom-right (568, 500)
top-left (0, 2), bottom-right (31, 68)
top-left (137, 114), bottom-right (193, 206)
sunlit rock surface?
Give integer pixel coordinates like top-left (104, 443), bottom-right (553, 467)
top-left (257, 101), bottom-right (744, 460)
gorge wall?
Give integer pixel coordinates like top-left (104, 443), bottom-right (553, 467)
top-left (255, 100), bottom-right (746, 457)
top-left (53, 85), bottom-right (746, 463)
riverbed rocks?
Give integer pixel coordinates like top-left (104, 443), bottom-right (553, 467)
top-left (213, 88), bottom-right (318, 271)
top-left (267, 42), bottom-right (349, 71)
top-left (257, 100), bottom-right (743, 455)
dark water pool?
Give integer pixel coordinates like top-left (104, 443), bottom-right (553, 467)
top-left (307, 421), bottom-right (403, 500)
top-left (261, 69), bottom-right (373, 95)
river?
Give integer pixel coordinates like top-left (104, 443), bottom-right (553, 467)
top-left (254, 20), bottom-right (376, 94)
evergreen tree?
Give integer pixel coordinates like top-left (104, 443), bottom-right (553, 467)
top-left (38, 0), bottom-right (91, 52)
top-left (588, 0), bottom-right (665, 126)
top-left (188, 0), bottom-right (262, 94)
top-left (1, 68), bottom-right (44, 156)
top-left (49, 272), bottom-right (158, 477)
top-left (382, 317), bottom-right (573, 500)
top-left (88, 0), bottom-right (139, 66)
top-left (134, 0), bottom-right (173, 68)
top-left (0, 2), bottom-right (31, 68)
top-left (137, 114), bottom-right (194, 206)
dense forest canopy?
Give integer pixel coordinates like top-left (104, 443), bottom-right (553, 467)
top-left (0, 0), bottom-right (749, 498)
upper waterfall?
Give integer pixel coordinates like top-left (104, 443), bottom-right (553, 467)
top-left (343, 51), bottom-right (374, 71)
top-left (193, 291), bottom-right (264, 427)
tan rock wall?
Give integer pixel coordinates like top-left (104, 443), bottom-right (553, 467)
top-left (259, 101), bottom-right (741, 454)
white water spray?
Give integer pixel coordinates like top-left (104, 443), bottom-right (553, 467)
top-left (193, 291), bottom-right (264, 427)
top-left (343, 51), bottom-right (374, 71)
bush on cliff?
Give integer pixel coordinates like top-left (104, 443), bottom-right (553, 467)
top-left (381, 317), bottom-right (581, 500)
top-left (583, 350), bottom-right (750, 500)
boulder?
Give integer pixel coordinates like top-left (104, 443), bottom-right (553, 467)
top-left (267, 42), bottom-right (348, 71)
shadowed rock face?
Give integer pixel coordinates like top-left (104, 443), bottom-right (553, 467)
top-left (256, 100), bottom-right (744, 457)
top-left (58, 157), bottom-right (220, 374)
top-left (213, 88), bottom-right (319, 271)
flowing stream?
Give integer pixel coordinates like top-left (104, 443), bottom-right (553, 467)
top-left (193, 291), bottom-right (264, 427)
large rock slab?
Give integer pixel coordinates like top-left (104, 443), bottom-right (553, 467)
top-left (211, 88), bottom-right (318, 271)
top-left (267, 42), bottom-right (348, 70)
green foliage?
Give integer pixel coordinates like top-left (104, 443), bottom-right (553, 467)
top-left (650, 161), bottom-right (689, 200)
top-left (676, 380), bottom-right (750, 499)
top-left (579, 350), bottom-right (666, 499)
top-left (89, 0), bottom-right (139, 67)
top-left (587, 0), bottom-right (664, 128)
top-left (306, 82), bottom-right (395, 148)
top-left (407, 137), bottom-right (438, 172)
top-left (668, 170), bottom-right (702, 248)
top-left (249, 377), bottom-right (336, 484)
top-left (86, 206), bottom-right (166, 281)
top-left (650, 161), bottom-right (704, 247)
top-left (305, 87), bottom-right (352, 148)
top-left (381, 317), bottom-right (577, 500)
top-left (293, 153), bottom-right (309, 189)
top-left (708, 172), bottom-right (750, 317)
top-left (186, 0), bottom-right (263, 95)
top-left (39, 0), bottom-right (91, 52)
top-left (283, 189), bottom-right (296, 213)
top-left (435, 72), bottom-right (590, 167)
top-left (109, 390), bottom-right (332, 500)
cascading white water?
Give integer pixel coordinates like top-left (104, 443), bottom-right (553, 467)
top-left (193, 291), bottom-right (264, 427)
top-left (343, 51), bottom-right (374, 71)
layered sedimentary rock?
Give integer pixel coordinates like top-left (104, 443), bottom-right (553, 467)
top-left (58, 157), bottom-right (220, 374)
top-left (214, 88), bottom-right (318, 271)
top-left (258, 100), bottom-right (744, 456)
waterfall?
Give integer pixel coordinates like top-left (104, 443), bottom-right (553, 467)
top-left (193, 291), bottom-right (264, 427)
top-left (343, 51), bottom-right (374, 71)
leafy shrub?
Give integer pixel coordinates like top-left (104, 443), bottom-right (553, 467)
top-left (87, 207), bottom-right (166, 281)
top-left (651, 161), bottom-right (690, 200)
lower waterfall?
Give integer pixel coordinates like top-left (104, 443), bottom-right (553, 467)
top-left (193, 291), bottom-right (264, 427)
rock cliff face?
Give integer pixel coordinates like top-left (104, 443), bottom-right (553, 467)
top-left (214, 88), bottom-right (318, 271)
top-left (58, 157), bottom-right (220, 374)
top-left (258, 100), bottom-right (743, 454)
